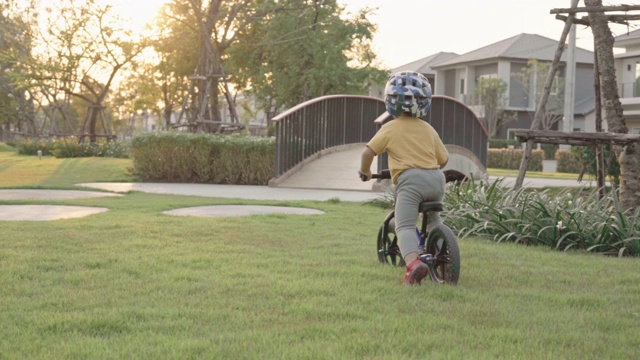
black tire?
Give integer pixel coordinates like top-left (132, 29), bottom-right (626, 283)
top-left (425, 224), bottom-right (460, 285)
top-left (377, 225), bottom-right (404, 267)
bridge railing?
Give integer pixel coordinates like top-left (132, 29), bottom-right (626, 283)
top-left (271, 95), bottom-right (386, 179)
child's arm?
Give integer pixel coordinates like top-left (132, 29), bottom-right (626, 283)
top-left (358, 146), bottom-right (376, 180)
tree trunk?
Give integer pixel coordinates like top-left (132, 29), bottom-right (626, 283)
top-left (586, 0), bottom-right (640, 211)
top-left (619, 144), bottom-right (640, 210)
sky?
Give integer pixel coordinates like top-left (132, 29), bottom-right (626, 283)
top-left (106, 0), bottom-right (638, 69)
top-left (339, 0), bottom-right (637, 68)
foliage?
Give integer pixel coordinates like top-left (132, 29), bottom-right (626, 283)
top-left (226, 0), bottom-right (388, 115)
top-left (472, 77), bottom-right (515, 137)
top-left (488, 148), bottom-right (544, 171)
top-left (129, 132), bottom-right (275, 185)
top-left (444, 179), bottom-right (640, 257)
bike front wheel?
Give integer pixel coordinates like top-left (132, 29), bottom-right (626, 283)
top-left (425, 224), bottom-right (460, 285)
top-left (377, 225), bottom-right (404, 267)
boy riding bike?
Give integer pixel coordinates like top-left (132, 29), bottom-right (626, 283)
top-left (359, 71), bottom-right (449, 285)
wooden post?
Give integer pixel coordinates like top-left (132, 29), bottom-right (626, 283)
top-left (593, 38), bottom-right (606, 198)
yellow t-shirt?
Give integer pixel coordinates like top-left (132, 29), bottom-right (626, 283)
top-left (367, 115), bottom-right (449, 184)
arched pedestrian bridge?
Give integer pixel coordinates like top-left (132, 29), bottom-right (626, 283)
top-left (268, 95), bottom-right (488, 191)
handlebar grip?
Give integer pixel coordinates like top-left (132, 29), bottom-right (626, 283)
top-left (372, 169), bottom-right (391, 179)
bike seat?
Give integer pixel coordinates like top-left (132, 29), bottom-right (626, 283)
top-left (419, 201), bottom-right (443, 213)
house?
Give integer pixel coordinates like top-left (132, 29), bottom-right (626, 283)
top-left (614, 29), bottom-right (640, 135)
top-left (370, 52), bottom-right (459, 99)
top-left (398, 33), bottom-right (597, 139)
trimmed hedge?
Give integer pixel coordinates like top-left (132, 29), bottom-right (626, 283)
top-left (487, 148), bottom-right (544, 171)
top-left (130, 132), bottom-right (275, 185)
top-left (488, 139), bottom-right (521, 149)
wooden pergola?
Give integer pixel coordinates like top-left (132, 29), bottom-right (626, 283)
top-left (513, 2), bottom-right (640, 198)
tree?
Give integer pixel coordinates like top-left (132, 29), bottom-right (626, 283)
top-left (0, 0), bottom-right (37, 139)
top-left (513, 59), bottom-right (565, 130)
top-left (585, 0), bottom-right (640, 211)
top-left (22, 0), bottom-right (146, 141)
top-left (226, 0), bottom-right (387, 121)
top-left (472, 77), bottom-right (515, 137)
top-left (124, 0), bottom-right (201, 129)
top-left (154, 0), bottom-right (266, 131)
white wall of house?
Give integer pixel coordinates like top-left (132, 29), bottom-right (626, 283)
top-left (613, 31), bottom-right (640, 135)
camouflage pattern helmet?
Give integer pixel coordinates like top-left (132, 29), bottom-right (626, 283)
top-left (384, 71), bottom-right (432, 118)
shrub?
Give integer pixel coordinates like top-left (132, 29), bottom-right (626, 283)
top-left (129, 132), bottom-right (275, 185)
top-left (15, 137), bottom-right (130, 158)
top-left (16, 138), bottom-right (56, 156)
top-left (572, 145), bottom-right (620, 187)
top-left (487, 148), bottom-right (544, 171)
top-left (555, 149), bottom-right (582, 173)
top-left (541, 143), bottom-right (557, 160)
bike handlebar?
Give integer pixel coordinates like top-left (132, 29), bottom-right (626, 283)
top-left (360, 169), bottom-right (391, 181)
top-left (372, 169), bottom-right (391, 179)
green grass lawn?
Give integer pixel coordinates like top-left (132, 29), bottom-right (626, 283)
top-left (0, 148), bottom-right (135, 188)
top-left (1, 145), bottom-right (639, 359)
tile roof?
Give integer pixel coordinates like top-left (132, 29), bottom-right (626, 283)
top-left (431, 33), bottom-right (594, 68)
top-left (614, 28), bottom-right (640, 47)
top-left (391, 52), bottom-right (459, 74)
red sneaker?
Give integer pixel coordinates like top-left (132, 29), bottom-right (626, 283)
top-left (404, 258), bottom-right (428, 285)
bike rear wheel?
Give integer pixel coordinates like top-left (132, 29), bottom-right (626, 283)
top-left (377, 225), bottom-right (404, 267)
top-left (425, 224), bottom-right (460, 285)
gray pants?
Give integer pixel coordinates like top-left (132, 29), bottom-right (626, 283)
top-left (395, 168), bottom-right (446, 259)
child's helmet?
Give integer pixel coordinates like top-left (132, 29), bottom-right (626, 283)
top-left (384, 71), bottom-right (432, 118)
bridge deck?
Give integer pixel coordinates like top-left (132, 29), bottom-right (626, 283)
top-left (276, 144), bottom-right (381, 192)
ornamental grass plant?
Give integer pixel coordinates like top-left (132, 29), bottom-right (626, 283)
top-left (444, 179), bottom-right (640, 256)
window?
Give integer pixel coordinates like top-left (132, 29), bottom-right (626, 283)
top-left (632, 127), bottom-right (640, 134)
top-left (460, 78), bottom-right (465, 95)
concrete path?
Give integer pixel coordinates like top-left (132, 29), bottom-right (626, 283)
top-left (0, 189), bottom-right (122, 201)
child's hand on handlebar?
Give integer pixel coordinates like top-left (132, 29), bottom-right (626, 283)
top-left (358, 170), bottom-right (372, 182)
